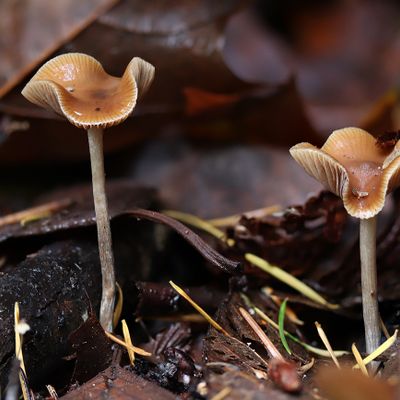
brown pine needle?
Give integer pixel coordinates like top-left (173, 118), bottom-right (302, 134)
top-left (351, 343), bottom-right (369, 376)
top-left (239, 307), bottom-right (284, 361)
top-left (315, 322), bottom-right (340, 369)
top-left (210, 387), bottom-right (232, 400)
top-left (380, 316), bottom-right (390, 340)
top-left (122, 320), bottom-right (135, 365)
top-left (0, 199), bottom-right (71, 227)
top-left (113, 282), bottom-right (123, 329)
top-left (105, 331), bottom-right (151, 357)
top-left (169, 281), bottom-right (231, 336)
top-left (144, 314), bottom-right (206, 323)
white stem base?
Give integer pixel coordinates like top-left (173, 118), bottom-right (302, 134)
top-left (88, 127), bottom-right (115, 332)
top-left (360, 216), bottom-right (380, 358)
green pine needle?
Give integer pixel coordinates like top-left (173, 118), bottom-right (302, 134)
top-left (278, 299), bottom-right (292, 355)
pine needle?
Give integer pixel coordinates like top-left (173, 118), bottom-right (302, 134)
top-left (262, 287), bottom-right (304, 325)
top-left (14, 302), bottom-right (31, 400)
top-left (105, 331), bottom-right (151, 356)
top-left (351, 343), bottom-right (368, 376)
top-left (278, 299), bottom-right (292, 355)
top-left (0, 199), bottom-right (71, 228)
top-left (121, 320), bottom-right (135, 365)
top-left (353, 329), bottom-right (398, 369)
top-left (14, 303), bottom-right (27, 373)
top-left (299, 358), bottom-right (315, 373)
top-left (169, 281), bottom-right (231, 336)
top-left (380, 317), bottom-right (390, 340)
top-left (144, 314), bottom-right (206, 323)
top-left (315, 322), bottom-right (340, 369)
top-left (239, 307), bottom-right (284, 361)
top-left (18, 368), bottom-right (32, 400)
top-left (249, 302), bottom-right (348, 358)
top-left (163, 210), bottom-right (235, 246)
top-left (113, 282), bottom-right (123, 329)
top-left (245, 253), bottom-right (339, 309)
top-left (46, 385), bottom-right (59, 399)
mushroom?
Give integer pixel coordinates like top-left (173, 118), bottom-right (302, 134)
top-left (290, 127), bottom-right (400, 356)
top-left (21, 53), bottom-right (155, 331)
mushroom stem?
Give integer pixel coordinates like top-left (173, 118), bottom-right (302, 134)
top-left (359, 216), bottom-right (380, 357)
top-left (87, 127), bottom-right (115, 332)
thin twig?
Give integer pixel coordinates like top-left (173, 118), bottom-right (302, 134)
top-left (239, 307), bottom-right (284, 361)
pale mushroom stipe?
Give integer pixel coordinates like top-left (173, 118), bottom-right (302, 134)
top-left (22, 53), bottom-right (155, 332)
top-left (290, 127), bottom-right (400, 359)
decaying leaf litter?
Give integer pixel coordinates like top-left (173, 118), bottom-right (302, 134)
top-left (2, 1), bottom-right (400, 399)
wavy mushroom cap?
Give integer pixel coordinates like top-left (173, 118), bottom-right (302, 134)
top-left (290, 127), bottom-right (400, 219)
top-left (21, 53), bottom-right (155, 129)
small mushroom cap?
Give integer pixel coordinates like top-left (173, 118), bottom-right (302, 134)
top-left (21, 53), bottom-right (155, 129)
top-left (290, 127), bottom-right (400, 219)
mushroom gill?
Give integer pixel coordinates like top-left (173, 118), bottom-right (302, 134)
top-left (290, 126), bottom-right (400, 361)
top-left (290, 127), bottom-right (400, 219)
top-left (21, 53), bottom-right (154, 129)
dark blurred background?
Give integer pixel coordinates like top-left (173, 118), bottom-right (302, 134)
top-left (1, 0), bottom-right (399, 217)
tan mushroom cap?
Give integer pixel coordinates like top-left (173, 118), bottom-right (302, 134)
top-left (290, 127), bottom-right (400, 219)
top-left (21, 53), bottom-right (155, 129)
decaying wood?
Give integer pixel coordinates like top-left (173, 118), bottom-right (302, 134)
top-left (0, 239), bottom-right (103, 388)
top-left (61, 365), bottom-right (176, 399)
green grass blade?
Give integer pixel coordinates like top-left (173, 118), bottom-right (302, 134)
top-left (278, 299), bottom-right (292, 355)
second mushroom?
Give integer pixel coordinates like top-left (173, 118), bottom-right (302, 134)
top-left (290, 127), bottom-right (400, 358)
top-left (22, 53), bottom-right (155, 332)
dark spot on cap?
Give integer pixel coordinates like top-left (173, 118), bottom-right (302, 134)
top-left (95, 107), bottom-right (101, 111)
